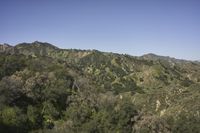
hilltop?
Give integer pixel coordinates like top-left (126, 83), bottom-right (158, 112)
top-left (0, 41), bottom-right (199, 133)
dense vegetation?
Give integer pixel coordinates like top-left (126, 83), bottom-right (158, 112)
top-left (0, 42), bottom-right (200, 133)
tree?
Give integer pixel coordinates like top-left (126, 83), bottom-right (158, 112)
top-left (0, 106), bottom-right (28, 133)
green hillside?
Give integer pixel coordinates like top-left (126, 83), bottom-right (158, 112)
top-left (0, 42), bottom-right (199, 133)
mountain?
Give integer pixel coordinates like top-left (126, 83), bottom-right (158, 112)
top-left (141, 53), bottom-right (191, 64)
top-left (0, 41), bottom-right (199, 133)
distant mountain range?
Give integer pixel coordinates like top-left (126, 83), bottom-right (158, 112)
top-left (0, 41), bottom-right (199, 133)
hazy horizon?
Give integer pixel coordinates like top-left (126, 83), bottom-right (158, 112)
top-left (1, 0), bottom-right (200, 60)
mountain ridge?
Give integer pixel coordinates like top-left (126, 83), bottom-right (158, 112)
top-left (0, 41), bottom-right (195, 62)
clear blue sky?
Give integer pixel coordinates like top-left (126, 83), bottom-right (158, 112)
top-left (0, 0), bottom-right (200, 60)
